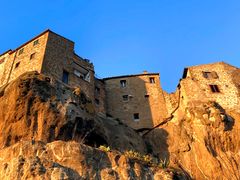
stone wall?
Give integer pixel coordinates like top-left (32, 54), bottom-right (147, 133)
top-left (180, 62), bottom-right (239, 110)
top-left (0, 30), bottom-right (102, 113)
top-left (104, 73), bottom-right (167, 129)
top-left (41, 31), bottom-right (95, 101)
top-left (94, 79), bottom-right (106, 114)
top-left (0, 32), bottom-right (48, 86)
top-left (164, 88), bottom-right (180, 116)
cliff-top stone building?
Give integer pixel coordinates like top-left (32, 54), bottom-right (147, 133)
top-left (0, 30), bottom-right (105, 114)
top-left (1, 30), bottom-right (239, 130)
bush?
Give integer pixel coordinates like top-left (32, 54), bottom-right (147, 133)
top-left (124, 150), bottom-right (169, 168)
top-left (99, 145), bottom-right (111, 152)
top-left (158, 158), bottom-right (169, 169)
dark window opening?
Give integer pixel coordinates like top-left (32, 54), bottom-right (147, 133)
top-left (30, 53), bottom-right (36, 60)
top-left (145, 94), bottom-right (150, 98)
top-left (133, 113), bottom-right (140, 121)
top-left (210, 85), bottom-right (220, 93)
top-left (122, 95), bottom-right (129, 101)
top-left (149, 77), bottom-right (155, 84)
top-left (73, 68), bottom-right (90, 82)
top-left (120, 80), bottom-right (127, 88)
top-left (95, 87), bottom-right (100, 95)
top-left (33, 39), bottom-right (39, 46)
top-left (18, 48), bottom-right (24, 55)
top-left (62, 70), bottom-right (69, 84)
top-left (203, 71), bottom-right (218, 79)
top-left (95, 98), bottom-right (100, 105)
top-left (0, 58), bottom-right (5, 64)
top-left (15, 62), bottom-right (20, 69)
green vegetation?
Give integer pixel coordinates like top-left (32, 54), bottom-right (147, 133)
top-left (124, 150), bottom-right (169, 168)
top-left (99, 145), bottom-right (111, 152)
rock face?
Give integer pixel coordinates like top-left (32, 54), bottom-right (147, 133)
top-left (145, 101), bottom-right (240, 179)
top-left (0, 72), bottom-right (239, 179)
top-left (0, 72), bottom-right (145, 153)
top-left (0, 141), bottom-right (187, 179)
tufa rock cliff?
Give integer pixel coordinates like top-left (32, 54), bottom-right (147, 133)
top-left (0, 71), bottom-right (239, 179)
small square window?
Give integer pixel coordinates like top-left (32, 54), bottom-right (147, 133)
top-left (149, 77), bottom-right (155, 84)
top-left (95, 98), bottom-right (100, 105)
top-left (0, 58), bottom-right (5, 64)
top-left (203, 71), bottom-right (218, 79)
top-left (30, 53), bottom-right (36, 60)
top-left (15, 62), bottom-right (20, 69)
top-left (95, 87), bottom-right (100, 95)
top-left (33, 39), bottom-right (39, 46)
top-left (74, 69), bottom-right (83, 78)
top-left (18, 48), bottom-right (24, 55)
top-left (120, 80), bottom-right (127, 88)
top-left (62, 70), bottom-right (69, 84)
top-left (209, 85), bottom-right (220, 93)
top-left (133, 113), bottom-right (140, 121)
top-left (122, 95), bottom-right (129, 101)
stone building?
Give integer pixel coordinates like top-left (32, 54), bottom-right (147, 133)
top-left (165, 62), bottom-right (240, 115)
top-left (103, 72), bottom-right (167, 129)
top-left (1, 30), bottom-right (240, 130)
top-left (0, 30), bottom-right (106, 114)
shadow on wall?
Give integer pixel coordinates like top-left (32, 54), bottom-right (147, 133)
top-left (131, 76), bottom-right (154, 129)
top-left (213, 102), bottom-right (235, 131)
top-left (105, 76), bottom-right (155, 129)
top-left (56, 117), bottom-right (108, 148)
top-left (144, 128), bottom-right (170, 163)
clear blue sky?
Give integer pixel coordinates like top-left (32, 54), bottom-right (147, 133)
top-left (1, 0), bottom-right (240, 92)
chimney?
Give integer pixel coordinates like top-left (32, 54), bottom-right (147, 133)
top-left (143, 70), bottom-right (148, 74)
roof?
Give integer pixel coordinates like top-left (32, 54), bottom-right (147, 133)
top-left (103, 73), bottom-right (159, 81)
top-left (1, 29), bottom-right (74, 55)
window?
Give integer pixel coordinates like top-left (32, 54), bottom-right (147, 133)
top-left (0, 58), bottom-right (5, 64)
top-left (209, 85), bottom-right (220, 93)
top-left (120, 80), bottom-right (127, 88)
top-left (73, 69), bottom-right (83, 78)
top-left (95, 87), bottom-right (100, 95)
top-left (73, 67), bottom-right (90, 82)
top-left (122, 95), bottom-right (129, 101)
top-left (18, 48), bottom-right (24, 55)
top-left (203, 71), bottom-right (218, 79)
top-left (145, 94), bottom-right (150, 98)
top-left (15, 62), bottom-right (20, 69)
top-left (133, 113), bottom-right (140, 121)
top-left (95, 98), bottom-right (100, 105)
top-left (30, 53), bottom-right (36, 60)
top-left (62, 70), bottom-right (69, 84)
top-left (33, 39), bottom-right (39, 46)
top-left (149, 77), bottom-right (155, 84)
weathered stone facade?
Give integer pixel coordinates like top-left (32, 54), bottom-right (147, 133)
top-left (180, 62), bottom-right (239, 110)
top-left (0, 32), bottom-right (48, 86)
top-left (1, 30), bottom-right (240, 130)
top-left (103, 73), bottom-right (167, 129)
top-left (0, 30), bottom-right (105, 114)
top-left (164, 62), bottom-right (240, 116)
top-left (94, 78), bottom-right (106, 114)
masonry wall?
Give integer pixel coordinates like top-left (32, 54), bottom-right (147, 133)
top-left (180, 62), bottom-right (239, 110)
top-left (164, 88), bottom-right (180, 116)
top-left (0, 33), bottom-right (48, 87)
top-left (41, 32), bottom-right (95, 100)
top-left (94, 79), bottom-right (106, 114)
top-left (0, 51), bottom-right (12, 86)
top-left (104, 74), bottom-right (167, 129)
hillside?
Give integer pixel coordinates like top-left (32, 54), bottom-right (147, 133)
top-left (0, 71), bottom-right (239, 179)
